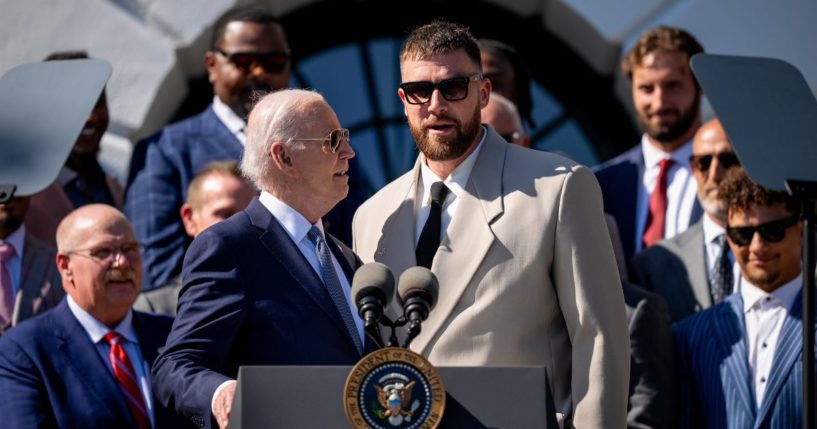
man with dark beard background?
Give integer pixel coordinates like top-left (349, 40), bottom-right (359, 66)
top-left (124, 6), bottom-right (291, 290)
top-left (353, 20), bottom-right (629, 427)
top-left (595, 26), bottom-right (705, 262)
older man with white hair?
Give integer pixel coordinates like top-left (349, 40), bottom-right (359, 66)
top-left (152, 89), bottom-right (372, 429)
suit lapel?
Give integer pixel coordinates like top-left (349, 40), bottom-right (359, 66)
top-left (203, 106), bottom-right (243, 161)
top-left (713, 296), bottom-right (757, 420)
top-left (246, 199), bottom-right (352, 344)
top-left (755, 292), bottom-right (804, 427)
top-left (373, 163), bottom-right (423, 278)
top-left (681, 223), bottom-right (713, 309)
top-left (413, 132), bottom-right (505, 354)
top-left (53, 301), bottom-right (134, 427)
top-left (14, 234), bottom-right (51, 324)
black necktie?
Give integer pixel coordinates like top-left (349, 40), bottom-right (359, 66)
top-left (416, 182), bottom-right (449, 269)
top-left (710, 234), bottom-right (734, 304)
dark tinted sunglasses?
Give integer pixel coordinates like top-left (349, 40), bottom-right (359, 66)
top-left (726, 214), bottom-right (801, 246)
top-left (294, 128), bottom-right (349, 153)
top-left (400, 74), bottom-right (482, 105)
top-left (215, 49), bottom-right (290, 74)
top-left (689, 152), bottom-right (740, 172)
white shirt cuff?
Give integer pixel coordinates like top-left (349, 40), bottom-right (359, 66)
top-left (211, 379), bottom-right (237, 416)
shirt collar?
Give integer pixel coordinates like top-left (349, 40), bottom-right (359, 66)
top-left (258, 191), bottom-right (323, 245)
top-left (66, 295), bottom-right (138, 344)
top-left (742, 273), bottom-right (802, 313)
top-left (0, 224), bottom-right (25, 258)
top-left (211, 96), bottom-right (246, 136)
top-left (640, 134), bottom-right (693, 170)
top-left (702, 213), bottom-right (727, 244)
top-left (419, 125), bottom-right (487, 201)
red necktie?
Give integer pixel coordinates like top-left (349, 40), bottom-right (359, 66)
top-left (0, 243), bottom-right (15, 327)
top-left (642, 158), bottom-right (675, 248)
top-left (104, 332), bottom-right (150, 429)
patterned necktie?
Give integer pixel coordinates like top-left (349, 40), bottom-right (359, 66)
top-left (416, 182), bottom-right (450, 269)
top-left (710, 234), bottom-right (734, 304)
top-left (0, 243), bottom-right (16, 327)
top-left (104, 332), bottom-right (150, 429)
top-left (642, 158), bottom-right (675, 248)
top-left (307, 227), bottom-right (362, 354)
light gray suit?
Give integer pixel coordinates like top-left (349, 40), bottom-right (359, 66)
top-left (353, 127), bottom-right (630, 428)
top-left (630, 221), bottom-right (711, 322)
top-left (1, 233), bottom-right (64, 334)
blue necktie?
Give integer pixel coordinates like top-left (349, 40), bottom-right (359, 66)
top-left (307, 227), bottom-right (362, 354)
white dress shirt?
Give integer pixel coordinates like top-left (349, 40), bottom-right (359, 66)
top-left (415, 126), bottom-right (487, 245)
top-left (741, 274), bottom-right (801, 407)
top-left (702, 214), bottom-right (741, 294)
top-left (0, 225), bottom-right (25, 296)
top-left (634, 136), bottom-right (698, 253)
top-left (66, 295), bottom-right (155, 427)
top-left (211, 96), bottom-right (246, 146)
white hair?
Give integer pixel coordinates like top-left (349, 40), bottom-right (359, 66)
top-left (241, 89), bottom-right (327, 190)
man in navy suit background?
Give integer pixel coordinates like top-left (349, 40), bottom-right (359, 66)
top-left (595, 26), bottom-right (705, 261)
top-left (152, 89), bottom-right (368, 429)
top-left (675, 169), bottom-right (806, 428)
top-left (125, 6), bottom-right (291, 290)
top-left (0, 204), bottom-right (183, 428)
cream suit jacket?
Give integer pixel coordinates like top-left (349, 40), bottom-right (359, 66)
top-left (353, 128), bottom-right (630, 428)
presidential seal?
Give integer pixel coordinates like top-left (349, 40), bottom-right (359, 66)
top-left (344, 347), bottom-right (445, 429)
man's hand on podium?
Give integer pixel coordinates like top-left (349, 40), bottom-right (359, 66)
top-left (213, 381), bottom-right (237, 428)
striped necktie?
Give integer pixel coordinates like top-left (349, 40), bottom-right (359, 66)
top-left (307, 227), bottom-right (363, 354)
top-left (104, 332), bottom-right (150, 429)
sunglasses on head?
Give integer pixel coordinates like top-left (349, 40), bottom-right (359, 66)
top-left (399, 74), bottom-right (482, 105)
top-left (726, 214), bottom-right (801, 246)
top-left (293, 128), bottom-right (350, 153)
top-left (689, 152), bottom-right (740, 172)
top-left (215, 48), bottom-right (290, 74)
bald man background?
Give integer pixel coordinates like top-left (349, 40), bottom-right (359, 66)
top-left (0, 205), bottom-right (186, 428)
top-left (631, 118), bottom-right (743, 321)
top-left (481, 93), bottom-right (531, 148)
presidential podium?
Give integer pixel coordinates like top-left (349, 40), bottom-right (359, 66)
top-left (228, 365), bottom-right (558, 428)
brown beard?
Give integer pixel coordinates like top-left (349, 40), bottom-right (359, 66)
top-left (639, 93), bottom-right (701, 145)
top-left (411, 104), bottom-right (481, 162)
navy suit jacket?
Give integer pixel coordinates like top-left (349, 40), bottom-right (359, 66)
top-left (125, 105), bottom-right (243, 290)
top-left (675, 292), bottom-right (808, 428)
top-left (152, 198), bottom-right (373, 429)
top-left (595, 146), bottom-right (702, 262)
top-left (0, 299), bottom-right (184, 428)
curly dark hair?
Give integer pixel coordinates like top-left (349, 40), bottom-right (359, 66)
top-left (719, 168), bottom-right (800, 216)
top-left (400, 20), bottom-right (481, 70)
top-left (621, 26), bottom-right (704, 86)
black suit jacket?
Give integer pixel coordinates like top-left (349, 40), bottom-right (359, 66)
top-left (152, 197), bottom-right (373, 428)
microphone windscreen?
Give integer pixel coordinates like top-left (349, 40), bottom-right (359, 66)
top-left (397, 267), bottom-right (439, 308)
top-left (351, 262), bottom-right (395, 306)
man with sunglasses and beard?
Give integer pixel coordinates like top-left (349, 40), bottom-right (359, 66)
top-left (675, 169), bottom-right (806, 428)
top-left (125, 6), bottom-right (291, 292)
top-left (595, 26), bottom-right (706, 263)
top-left (353, 21), bottom-right (628, 428)
top-left (631, 119), bottom-right (742, 321)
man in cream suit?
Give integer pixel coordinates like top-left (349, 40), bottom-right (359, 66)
top-left (352, 20), bottom-right (629, 428)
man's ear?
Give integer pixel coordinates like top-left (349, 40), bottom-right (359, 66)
top-left (479, 79), bottom-right (492, 109)
top-left (204, 51), bottom-right (217, 83)
top-left (180, 203), bottom-right (198, 238)
top-left (56, 253), bottom-right (74, 288)
top-left (270, 142), bottom-right (295, 171)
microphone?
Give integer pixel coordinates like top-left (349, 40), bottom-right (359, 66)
top-left (352, 262), bottom-right (395, 345)
top-left (397, 267), bottom-right (439, 348)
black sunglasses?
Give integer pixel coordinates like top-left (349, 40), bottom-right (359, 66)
top-left (726, 214), bottom-right (801, 246)
top-left (400, 74), bottom-right (482, 105)
top-left (689, 152), bottom-right (741, 172)
top-left (215, 49), bottom-right (291, 74)
top-left (293, 128), bottom-right (349, 153)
